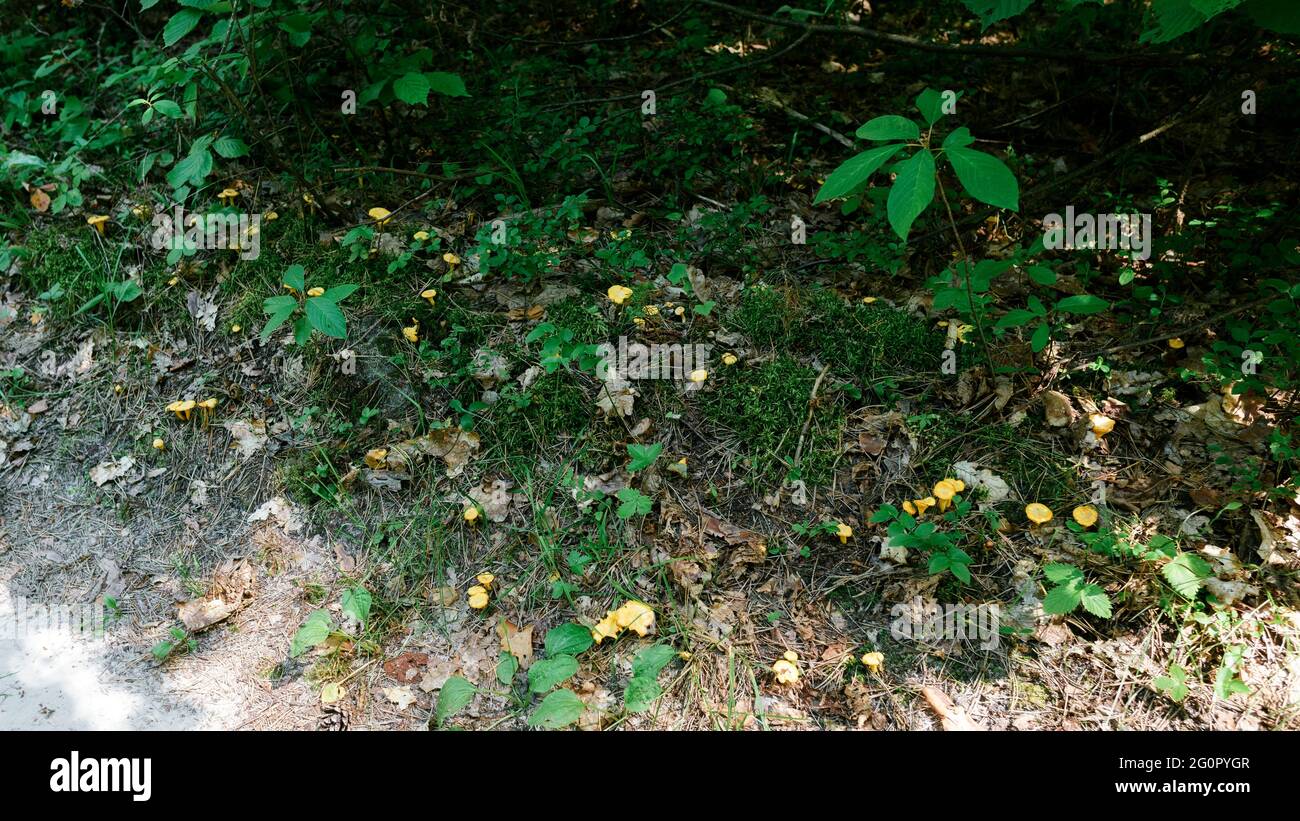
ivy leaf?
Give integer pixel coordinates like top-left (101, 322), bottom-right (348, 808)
top-left (527, 688), bottom-right (585, 729)
top-left (813, 143), bottom-right (905, 204)
top-left (946, 146), bottom-right (1019, 210)
top-left (855, 115), bottom-right (919, 142)
top-left (886, 149), bottom-right (936, 239)
top-left (436, 676), bottom-right (477, 726)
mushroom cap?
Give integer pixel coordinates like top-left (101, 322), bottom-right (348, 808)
top-left (442, 252), bottom-right (461, 264)
top-left (475, 572), bottom-right (494, 588)
top-left (413, 230), bottom-right (430, 240)
top-left (197, 398), bottom-right (218, 409)
top-left (87, 214), bottom-right (108, 224)
top-left (307, 286), bottom-right (325, 297)
top-left (1167, 337), bottom-right (1185, 349)
top-left (218, 188), bottom-right (238, 198)
top-left (772, 659), bottom-right (800, 684)
top-left (591, 613), bottom-right (621, 644)
top-left (932, 479), bottom-right (957, 500)
top-left (688, 369), bottom-right (708, 383)
top-left (367, 207), bottom-right (391, 220)
top-left (606, 284), bottom-right (633, 305)
top-left (613, 600), bottom-right (654, 636)
top-left (861, 651), bottom-right (884, 668)
top-left (915, 496), bottom-right (936, 512)
top-left (722, 353), bottom-right (738, 365)
top-left (950, 478), bottom-right (966, 493)
top-left (1089, 413), bottom-right (1115, 435)
top-left (466, 586), bottom-right (489, 609)
top-left (836, 522), bottom-right (853, 539)
top-left (363, 448), bottom-right (388, 469)
top-left (152, 438), bottom-right (165, 449)
top-left (176, 399), bottom-right (196, 411)
top-left (1072, 504), bottom-right (1099, 528)
top-left (902, 500), bottom-right (917, 515)
top-left (463, 506), bottom-right (480, 522)
top-left (1025, 502), bottom-right (1054, 524)
top-left (420, 288), bottom-right (437, 299)
top-left (165, 400), bottom-right (187, 412)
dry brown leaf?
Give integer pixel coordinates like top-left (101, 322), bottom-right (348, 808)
top-left (920, 685), bottom-right (985, 731)
top-left (498, 619), bottom-right (535, 669)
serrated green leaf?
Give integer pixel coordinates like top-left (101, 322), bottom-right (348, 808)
top-left (1079, 583), bottom-right (1112, 618)
top-left (427, 71), bottom-right (469, 97)
top-left (306, 296), bottom-right (347, 339)
top-left (282, 264), bottom-right (305, 292)
top-left (1043, 563), bottom-right (1083, 583)
top-left (393, 72), bottom-right (431, 105)
top-left (1162, 552), bottom-right (1212, 598)
top-left (626, 442), bottom-right (663, 473)
top-left (163, 9), bottom-right (203, 47)
top-left (1043, 582), bottom-right (1082, 615)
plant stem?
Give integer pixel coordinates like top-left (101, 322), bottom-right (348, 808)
top-left (935, 175), bottom-right (996, 375)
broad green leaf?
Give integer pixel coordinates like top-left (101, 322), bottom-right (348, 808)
top-left (813, 143), bottom-right (905, 204)
top-left (915, 88), bottom-right (957, 126)
top-left (282, 264), bottom-right (306, 292)
top-left (942, 126), bottom-right (975, 149)
top-left (544, 622), bottom-right (595, 657)
top-left (855, 115), bottom-right (919, 142)
top-left (1030, 322), bottom-right (1051, 352)
top-left (946, 146), bottom-right (1019, 210)
top-left (886, 150), bottom-right (935, 239)
top-left (1054, 294), bottom-right (1110, 315)
top-left (624, 675), bottom-right (663, 713)
top-left (631, 644), bottom-right (677, 678)
top-left (1043, 563), bottom-right (1083, 583)
top-left (393, 72), bottom-right (431, 105)
top-left (1162, 553), bottom-right (1211, 598)
top-left (527, 688), bottom-right (585, 729)
top-left (341, 586), bottom-right (371, 624)
top-left (153, 100), bottom-right (182, 118)
top-left (626, 442), bottom-right (663, 472)
top-left (213, 136), bottom-right (249, 158)
top-left (163, 9), bottom-right (203, 46)
top-left (1079, 584), bottom-right (1112, 618)
top-left (436, 676), bottom-right (477, 726)
top-left (322, 283), bottom-right (358, 303)
top-left (290, 609), bottom-right (332, 657)
top-left (293, 315), bottom-right (312, 346)
top-left (427, 72), bottom-right (470, 97)
top-left (1042, 582), bottom-right (1082, 615)
top-left (528, 655), bottom-right (579, 694)
top-left (496, 651), bottom-right (518, 686)
top-left (959, 0), bottom-right (1036, 28)
top-left (306, 296), bottom-right (347, 339)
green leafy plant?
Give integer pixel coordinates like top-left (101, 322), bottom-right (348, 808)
top-left (1153, 663), bottom-right (1189, 702)
top-left (1041, 563), bottom-right (1113, 618)
top-left (260, 264), bottom-right (357, 344)
top-left (871, 501), bottom-right (975, 583)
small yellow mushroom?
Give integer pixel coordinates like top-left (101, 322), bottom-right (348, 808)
top-left (231, 324), bottom-right (242, 333)
top-left (463, 505), bottom-right (480, 524)
top-left (1025, 502), bottom-right (1054, 526)
top-left (722, 353), bottom-right (738, 366)
top-left (131, 204), bottom-right (150, 220)
top-left (265, 211), bottom-right (278, 221)
top-left (364, 448), bottom-right (388, 469)
top-left (902, 500), bottom-right (917, 515)
top-left (836, 522), bottom-right (852, 544)
top-left (1089, 413), bottom-right (1115, 438)
top-left (674, 306), bottom-right (686, 317)
top-left (167, 276), bottom-right (179, 286)
top-left (166, 399), bottom-right (196, 421)
top-left (196, 397), bottom-right (218, 425)
top-left (367, 207), bottom-right (391, 227)
top-left (643, 305), bottom-right (659, 317)
top-left (861, 651), bottom-right (884, 670)
top-left (152, 438), bottom-right (165, 451)
top-left (403, 324), bottom-right (419, 343)
top-left (476, 572), bottom-right (495, 589)
top-left (633, 316), bottom-right (646, 328)
top-left (217, 188), bottom-right (239, 206)
top-left (420, 288), bottom-right (437, 305)
top-left (862, 297), bottom-right (878, 304)
top-left (1167, 337), bottom-right (1185, 350)
top-left (1072, 504), bottom-right (1099, 529)
top-left (772, 651), bottom-right (800, 685)
top-left (914, 496), bottom-right (936, 516)
top-left (307, 286), bottom-right (325, 297)
top-left (950, 478), bottom-right (966, 493)
top-left (688, 369), bottom-right (708, 383)
top-left (607, 285), bottom-right (633, 305)
top-left (87, 214), bottom-right (109, 235)
top-left (466, 585), bottom-right (489, 610)
top-left (933, 479), bottom-right (957, 512)
top-left (613, 600), bottom-right (655, 637)
top-left (442, 252), bottom-right (461, 266)
top-left (413, 230), bottom-right (430, 241)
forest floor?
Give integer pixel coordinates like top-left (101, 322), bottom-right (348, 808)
top-left (3, 2), bottom-right (1300, 731)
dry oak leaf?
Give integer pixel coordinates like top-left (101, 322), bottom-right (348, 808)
top-left (89, 455), bottom-right (136, 486)
top-left (384, 427), bottom-right (480, 478)
top-left (498, 619), bottom-right (535, 670)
